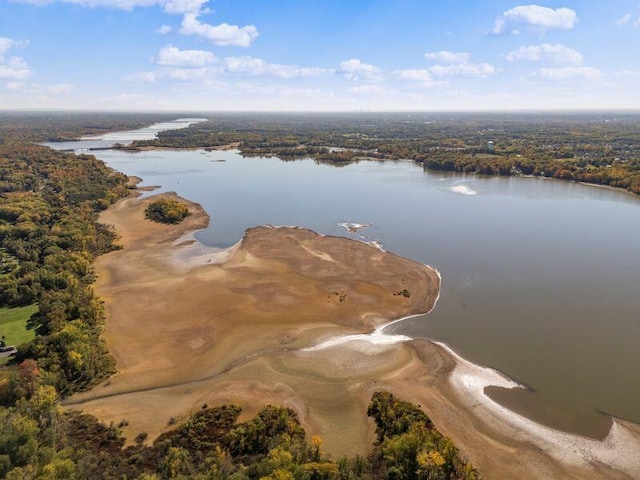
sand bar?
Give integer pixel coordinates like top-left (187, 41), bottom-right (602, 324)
top-left (67, 189), bottom-right (640, 479)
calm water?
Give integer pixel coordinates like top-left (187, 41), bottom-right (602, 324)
top-left (52, 125), bottom-right (640, 439)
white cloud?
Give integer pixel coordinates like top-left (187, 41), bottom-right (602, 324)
top-left (59, 0), bottom-right (160, 9)
top-left (10, 0), bottom-right (54, 5)
top-left (161, 0), bottom-right (206, 14)
top-left (46, 83), bottom-right (74, 95)
top-left (338, 59), bottom-right (383, 81)
top-left (180, 14), bottom-right (258, 46)
top-left (349, 85), bottom-right (388, 95)
top-left (126, 67), bottom-right (212, 82)
top-left (615, 70), bottom-right (640, 78)
top-left (491, 4), bottom-right (578, 35)
top-left (394, 69), bottom-right (444, 88)
top-left (616, 13), bottom-right (631, 26)
top-left (0, 37), bottom-right (29, 56)
top-left (395, 69), bottom-right (433, 82)
top-left (124, 71), bottom-right (158, 82)
top-left (0, 38), bottom-right (33, 80)
top-left (506, 44), bottom-right (583, 65)
top-left (128, 53), bottom-right (331, 85)
top-left (3, 81), bottom-right (73, 95)
top-left (5, 82), bottom-right (25, 91)
top-left (0, 38), bottom-right (14, 56)
top-left (224, 56), bottom-right (332, 78)
top-left (161, 67), bottom-right (208, 81)
top-left (13, 0), bottom-right (199, 12)
top-left (424, 51), bottom-right (470, 64)
top-left (156, 25), bottom-right (172, 35)
top-left (155, 44), bottom-right (215, 67)
top-left (11, 1), bottom-right (260, 47)
top-left (429, 62), bottom-right (496, 78)
top-left (422, 50), bottom-right (496, 79)
top-left (529, 66), bottom-right (604, 81)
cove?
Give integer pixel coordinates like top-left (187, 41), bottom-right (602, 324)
top-left (49, 121), bottom-right (640, 440)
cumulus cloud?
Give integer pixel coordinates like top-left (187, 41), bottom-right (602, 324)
top-left (13, 0), bottom-right (202, 12)
top-left (616, 13), bottom-right (631, 26)
top-left (161, 0), bottom-right (206, 15)
top-left (12, 0), bottom-right (260, 47)
top-left (154, 44), bottom-right (215, 67)
top-left (124, 71), bottom-right (158, 82)
top-left (395, 69), bottom-right (433, 82)
top-left (0, 37), bottom-right (32, 80)
top-left (392, 69), bottom-right (438, 87)
top-left (529, 66), bottom-right (603, 81)
top-left (46, 83), bottom-right (74, 94)
top-left (429, 62), bottom-right (496, 78)
top-left (423, 50), bottom-right (496, 79)
top-left (156, 25), bottom-right (172, 35)
top-left (161, 67), bottom-right (208, 81)
top-left (3, 82), bottom-right (74, 95)
top-left (224, 56), bottom-right (332, 78)
top-left (129, 52), bottom-right (331, 84)
top-left (0, 38), bottom-right (29, 56)
top-left (491, 4), bottom-right (578, 35)
top-left (180, 14), bottom-right (258, 46)
top-left (5, 82), bottom-right (26, 91)
top-left (349, 85), bottom-right (388, 95)
top-left (424, 51), bottom-right (470, 64)
top-left (615, 70), bottom-right (640, 78)
top-left (338, 59), bottom-right (383, 81)
top-left (506, 43), bottom-right (583, 65)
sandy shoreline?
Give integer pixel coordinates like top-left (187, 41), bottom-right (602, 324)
top-left (67, 186), bottom-right (640, 479)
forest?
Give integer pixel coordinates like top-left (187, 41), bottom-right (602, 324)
top-left (0, 114), bottom-right (479, 479)
top-left (129, 112), bottom-right (640, 195)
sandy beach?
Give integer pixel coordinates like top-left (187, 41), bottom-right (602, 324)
top-left (66, 189), bottom-right (640, 479)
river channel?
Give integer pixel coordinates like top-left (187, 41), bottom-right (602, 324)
top-left (48, 120), bottom-right (640, 440)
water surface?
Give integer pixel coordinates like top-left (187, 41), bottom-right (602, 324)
top-left (51, 126), bottom-right (640, 439)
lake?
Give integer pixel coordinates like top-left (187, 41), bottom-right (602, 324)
top-left (49, 122), bottom-right (640, 440)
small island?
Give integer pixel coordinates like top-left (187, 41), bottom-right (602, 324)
top-left (144, 198), bottom-right (191, 224)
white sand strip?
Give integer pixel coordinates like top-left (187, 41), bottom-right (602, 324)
top-left (338, 222), bottom-right (372, 233)
top-left (304, 268), bottom-right (442, 352)
top-left (436, 341), bottom-right (640, 476)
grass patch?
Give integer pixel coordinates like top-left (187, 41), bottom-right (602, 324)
top-left (0, 304), bottom-right (37, 364)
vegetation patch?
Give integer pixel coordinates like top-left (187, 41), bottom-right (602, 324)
top-left (394, 289), bottom-right (411, 298)
top-left (0, 139), bottom-right (129, 395)
top-left (0, 305), bottom-right (37, 364)
top-left (144, 198), bottom-right (191, 224)
top-left (0, 393), bottom-right (479, 479)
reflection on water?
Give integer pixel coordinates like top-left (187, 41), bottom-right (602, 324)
top-left (49, 125), bottom-right (640, 439)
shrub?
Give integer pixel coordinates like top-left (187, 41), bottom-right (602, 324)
top-left (144, 199), bottom-right (190, 224)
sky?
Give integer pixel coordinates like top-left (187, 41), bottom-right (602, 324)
top-left (1, 0), bottom-right (639, 111)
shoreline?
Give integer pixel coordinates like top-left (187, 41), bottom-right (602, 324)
top-left (434, 341), bottom-right (640, 475)
top-left (71, 178), bottom-right (640, 478)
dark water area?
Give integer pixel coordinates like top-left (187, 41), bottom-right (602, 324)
top-left (50, 122), bottom-right (640, 439)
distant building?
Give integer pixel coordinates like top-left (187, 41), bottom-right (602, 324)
top-left (487, 141), bottom-right (495, 153)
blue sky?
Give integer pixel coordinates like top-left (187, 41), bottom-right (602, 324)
top-left (1, 0), bottom-right (639, 111)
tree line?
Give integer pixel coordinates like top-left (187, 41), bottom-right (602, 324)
top-left (128, 112), bottom-right (640, 196)
top-left (1, 391), bottom-right (478, 479)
